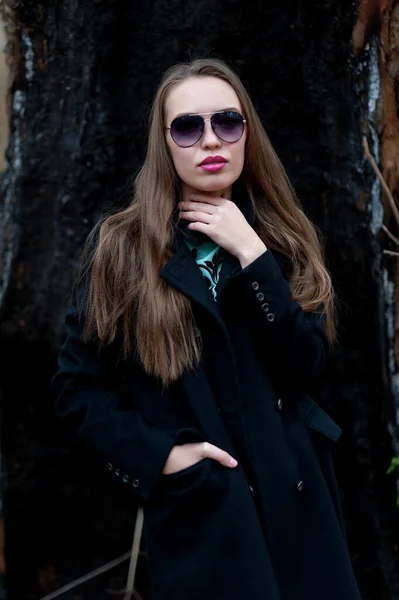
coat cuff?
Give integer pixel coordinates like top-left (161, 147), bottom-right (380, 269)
top-left (227, 249), bottom-right (292, 321)
top-left (107, 427), bottom-right (205, 500)
top-left (54, 377), bottom-right (178, 505)
top-left (114, 424), bottom-right (176, 503)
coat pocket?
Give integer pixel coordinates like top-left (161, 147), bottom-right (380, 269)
top-left (144, 459), bottom-right (229, 556)
top-left (148, 458), bottom-right (228, 518)
top-left (294, 394), bottom-right (345, 531)
top-left (158, 457), bottom-right (213, 495)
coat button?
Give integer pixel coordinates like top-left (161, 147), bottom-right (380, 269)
top-left (122, 474), bottom-right (129, 484)
top-left (261, 303), bottom-right (270, 312)
top-left (251, 281), bottom-right (260, 290)
top-left (276, 398), bottom-right (283, 410)
top-left (249, 485), bottom-right (255, 496)
top-left (256, 292), bottom-right (264, 301)
top-left (114, 468), bottom-right (120, 476)
top-left (106, 462), bottom-right (113, 471)
top-left (267, 312), bottom-right (275, 321)
top-left (296, 480), bottom-right (304, 492)
top-left (132, 478), bottom-right (140, 488)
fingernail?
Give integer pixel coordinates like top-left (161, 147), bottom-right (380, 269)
top-left (229, 458), bottom-right (238, 467)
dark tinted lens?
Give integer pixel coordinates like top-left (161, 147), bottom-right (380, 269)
top-left (170, 115), bottom-right (204, 147)
top-left (211, 111), bottom-right (244, 142)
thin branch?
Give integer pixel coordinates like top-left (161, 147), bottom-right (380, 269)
top-left (124, 507), bottom-right (144, 599)
top-left (362, 135), bottom-right (399, 228)
top-left (40, 550), bottom-right (143, 600)
top-left (381, 223), bottom-right (399, 247)
top-left (40, 555), bottom-right (131, 599)
top-left (383, 249), bottom-right (399, 257)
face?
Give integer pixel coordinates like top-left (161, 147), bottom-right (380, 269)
top-left (165, 76), bottom-right (246, 200)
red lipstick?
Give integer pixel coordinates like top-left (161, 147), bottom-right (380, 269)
top-left (200, 155), bottom-right (227, 172)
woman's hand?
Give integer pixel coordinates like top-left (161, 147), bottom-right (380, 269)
top-left (178, 193), bottom-right (267, 268)
top-left (162, 441), bottom-right (238, 475)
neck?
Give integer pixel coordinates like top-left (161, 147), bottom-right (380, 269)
top-left (180, 183), bottom-right (232, 201)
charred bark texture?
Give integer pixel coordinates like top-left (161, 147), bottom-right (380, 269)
top-left (0, 1), bottom-right (398, 599)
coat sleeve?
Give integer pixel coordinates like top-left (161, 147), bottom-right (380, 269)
top-left (51, 296), bottom-right (176, 503)
top-left (226, 249), bottom-right (330, 390)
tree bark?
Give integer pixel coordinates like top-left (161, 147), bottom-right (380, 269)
top-left (0, 1), bottom-right (398, 599)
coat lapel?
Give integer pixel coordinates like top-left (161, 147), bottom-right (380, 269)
top-left (159, 184), bottom-right (253, 309)
top-left (158, 227), bottom-right (229, 335)
top-left (159, 223), bottom-right (243, 449)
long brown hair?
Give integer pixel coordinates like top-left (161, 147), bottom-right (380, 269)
top-left (78, 57), bottom-right (338, 387)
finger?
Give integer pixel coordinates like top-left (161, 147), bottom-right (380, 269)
top-left (179, 211), bottom-right (214, 223)
top-left (186, 222), bottom-right (210, 234)
top-left (200, 442), bottom-right (238, 468)
top-left (181, 201), bottom-right (217, 214)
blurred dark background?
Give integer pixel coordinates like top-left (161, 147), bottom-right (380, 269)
top-left (0, 1), bottom-right (399, 599)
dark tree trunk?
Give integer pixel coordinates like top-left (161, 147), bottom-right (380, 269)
top-left (0, 1), bottom-right (398, 599)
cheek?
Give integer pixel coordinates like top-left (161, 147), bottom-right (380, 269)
top-left (170, 148), bottom-right (196, 182)
top-left (231, 140), bottom-right (246, 173)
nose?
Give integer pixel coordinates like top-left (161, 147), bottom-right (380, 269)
top-left (200, 119), bottom-right (221, 149)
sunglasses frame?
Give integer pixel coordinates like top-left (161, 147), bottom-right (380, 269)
top-left (166, 110), bottom-right (247, 148)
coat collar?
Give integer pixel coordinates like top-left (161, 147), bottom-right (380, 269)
top-left (159, 185), bottom-right (292, 331)
top-left (159, 237), bottom-right (228, 334)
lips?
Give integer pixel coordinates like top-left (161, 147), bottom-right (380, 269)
top-left (200, 155), bottom-right (227, 166)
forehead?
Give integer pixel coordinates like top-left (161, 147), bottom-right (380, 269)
top-left (165, 76), bottom-right (241, 121)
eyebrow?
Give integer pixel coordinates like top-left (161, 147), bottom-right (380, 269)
top-left (173, 106), bottom-right (241, 119)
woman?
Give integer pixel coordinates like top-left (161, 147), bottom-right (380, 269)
top-left (52, 58), bottom-right (362, 600)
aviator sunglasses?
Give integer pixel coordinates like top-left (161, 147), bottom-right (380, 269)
top-left (166, 110), bottom-right (247, 148)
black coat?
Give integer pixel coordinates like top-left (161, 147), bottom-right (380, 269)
top-left (52, 197), bottom-right (362, 600)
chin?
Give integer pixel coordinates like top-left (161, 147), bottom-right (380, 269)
top-left (195, 175), bottom-right (236, 193)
